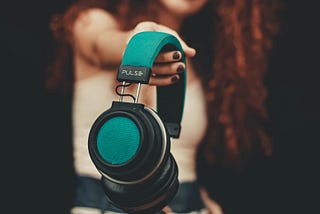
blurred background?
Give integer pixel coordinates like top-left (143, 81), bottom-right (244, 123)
top-left (1, 0), bottom-right (318, 213)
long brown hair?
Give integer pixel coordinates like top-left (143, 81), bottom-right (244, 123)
top-left (201, 0), bottom-right (281, 168)
top-left (45, 0), bottom-right (282, 168)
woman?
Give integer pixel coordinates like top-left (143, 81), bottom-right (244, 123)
top-left (45, 0), bottom-right (281, 213)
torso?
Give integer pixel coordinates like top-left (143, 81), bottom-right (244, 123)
top-left (73, 57), bottom-right (208, 183)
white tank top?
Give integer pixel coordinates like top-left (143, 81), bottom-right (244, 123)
top-left (72, 71), bottom-right (208, 182)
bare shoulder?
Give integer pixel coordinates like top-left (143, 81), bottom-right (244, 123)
top-left (74, 8), bottom-right (119, 30)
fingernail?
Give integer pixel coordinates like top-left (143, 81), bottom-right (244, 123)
top-left (171, 75), bottom-right (180, 83)
top-left (177, 65), bottom-right (184, 73)
top-left (173, 51), bottom-right (180, 60)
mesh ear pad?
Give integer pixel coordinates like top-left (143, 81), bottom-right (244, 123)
top-left (88, 32), bottom-right (186, 213)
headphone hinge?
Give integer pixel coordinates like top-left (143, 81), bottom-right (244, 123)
top-left (165, 122), bottom-right (181, 138)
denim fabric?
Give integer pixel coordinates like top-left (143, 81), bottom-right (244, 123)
top-left (168, 182), bottom-right (205, 213)
top-left (73, 176), bottom-right (123, 213)
top-left (74, 176), bottom-right (205, 213)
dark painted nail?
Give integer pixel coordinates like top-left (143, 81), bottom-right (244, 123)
top-left (177, 65), bottom-right (184, 73)
top-left (173, 51), bottom-right (180, 60)
top-left (171, 75), bottom-right (179, 83)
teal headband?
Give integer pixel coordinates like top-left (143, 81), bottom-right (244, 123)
top-left (117, 31), bottom-right (186, 138)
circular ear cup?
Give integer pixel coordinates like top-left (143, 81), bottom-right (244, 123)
top-left (102, 154), bottom-right (179, 214)
top-left (88, 102), bottom-right (179, 213)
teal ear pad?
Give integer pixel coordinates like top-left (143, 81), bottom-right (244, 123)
top-left (88, 32), bottom-right (184, 213)
top-left (88, 101), bottom-right (172, 181)
top-left (97, 116), bottom-right (140, 165)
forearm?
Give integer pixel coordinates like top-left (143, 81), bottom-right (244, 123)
top-left (200, 187), bottom-right (224, 214)
top-left (94, 29), bottom-right (132, 68)
top-left (72, 8), bottom-right (131, 69)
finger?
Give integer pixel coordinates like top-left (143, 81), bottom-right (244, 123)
top-left (155, 51), bottom-right (182, 63)
top-left (152, 62), bottom-right (185, 76)
top-left (149, 74), bottom-right (180, 86)
top-left (184, 46), bottom-right (196, 58)
top-left (154, 24), bottom-right (196, 58)
top-left (162, 206), bottom-right (172, 213)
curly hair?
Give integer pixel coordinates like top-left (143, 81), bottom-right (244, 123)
top-left (45, 0), bottom-right (282, 168)
top-left (195, 0), bottom-right (281, 168)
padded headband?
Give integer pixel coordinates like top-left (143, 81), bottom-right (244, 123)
top-left (117, 31), bottom-right (186, 138)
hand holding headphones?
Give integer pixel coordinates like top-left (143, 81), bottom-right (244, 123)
top-left (88, 31), bottom-right (186, 213)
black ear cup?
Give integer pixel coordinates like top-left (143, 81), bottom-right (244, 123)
top-left (102, 154), bottom-right (178, 214)
top-left (88, 101), bottom-right (179, 213)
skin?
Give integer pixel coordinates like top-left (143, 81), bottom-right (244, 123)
top-left (72, 1), bottom-right (201, 84)
top-left (71, 0), bottom-right (223, 213)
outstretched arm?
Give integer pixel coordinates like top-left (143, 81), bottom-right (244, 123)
top-left (72, 8), bottom-right (128, 68)
top-left (71, 8), bottom-right (196, 85)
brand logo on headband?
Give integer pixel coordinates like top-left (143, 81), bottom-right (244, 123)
top-left (121, 69), bottom-right (145, 77)
top-left (117, 65), bottom-right (151, 84)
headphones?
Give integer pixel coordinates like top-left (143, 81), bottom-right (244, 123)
top-left (88, 31), bottom-right (186, 213)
